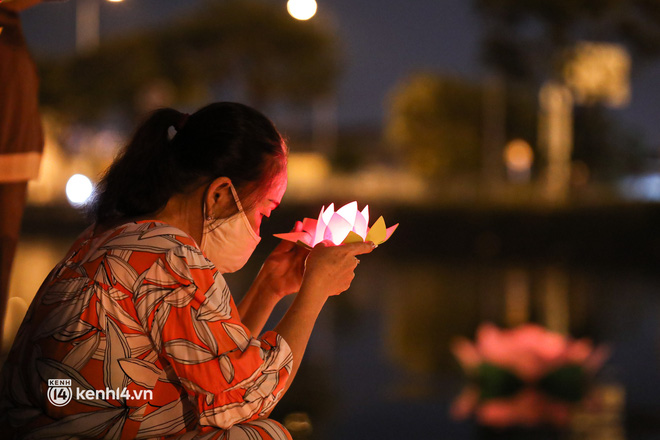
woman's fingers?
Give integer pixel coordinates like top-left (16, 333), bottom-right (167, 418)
top-left (343, 241), bottom-right (376, 256)
top-left (303, 239), bottom-right (378, 296)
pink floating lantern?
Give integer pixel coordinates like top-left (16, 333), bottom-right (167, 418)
top-left (274, 201), bottom-right (398, 249)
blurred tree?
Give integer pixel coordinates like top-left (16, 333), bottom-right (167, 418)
top-left (474, 0), bottom-right (660, 84)
top-left (474, 0), bottom-right (660, 180)
top-left (386, 73), bottom-right (538, 179)
top-left (386, 73), bottom-right (483, 179)
top-left (39, 0), bottom-right (341, 120)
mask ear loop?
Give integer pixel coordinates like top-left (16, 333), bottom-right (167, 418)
top-left (228, 183), bottom-right (245, 213)
top-left (202, 200), bottom-right (215, 236)
top-left (228, 183), bottom-right (260, 240)
top-left (202, 184), bottom-right (220, 233)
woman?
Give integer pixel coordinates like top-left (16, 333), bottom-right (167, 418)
top-left (0, 102), bottom-right (374, 439)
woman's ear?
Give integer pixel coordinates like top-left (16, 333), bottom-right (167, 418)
top-left (205, 176), bottom-right (234, 218)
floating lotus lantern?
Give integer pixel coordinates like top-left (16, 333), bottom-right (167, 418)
top-left (274, 201), bottom-right (398, 249)
top-left (450, 323), bottom-right (610, 428)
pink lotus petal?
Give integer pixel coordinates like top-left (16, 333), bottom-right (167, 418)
top-left (314, 208), bottom-right (328, 246)
top-left (301, 217), bottom-right (317, 233)
top-left (477, 399), bottom-right (520, 428)
top-left (353, 211), bottom-right (368, 239)
top-left (361, 205), bottom-right (369, 226)
top-left (336, 201), bottom-right (358, 225)
top-left (476, 324), bottom-right (549, 381)
top-left (383, 223), bottom-right (399, 242)
top-left (324, 213), bottom-right (352, 245)
top-left (477, 390), bottom-right (547, 428)
top-left (563, 339), bottom-right (594, 365)
top-left (451, 337), bottom-right (482, 371)
top-left (273, 231), bottom-right (313, 246)
top-left (450, 386), bottom-right (480, 420)
top-left (476, 323), bottom-right (509, 364)
top-left (518, 325), bottom-right (565, 362)
top-left (321, 203), bottom-right (335, 225)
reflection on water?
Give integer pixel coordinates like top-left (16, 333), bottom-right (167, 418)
top-left (5, 228), bottom-right (660, 439)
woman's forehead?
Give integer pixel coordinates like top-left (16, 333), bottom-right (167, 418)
top-left (265, 172), bottom-right (288, 203)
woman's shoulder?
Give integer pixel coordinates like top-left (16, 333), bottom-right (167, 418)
top-left (102, 221), bottom-right (218, 291)
top-left (54, 220), bottom-right (215, 295)
top-left (96, 220), bottom-right (199, 253)
top-left (62, 220), bottom-right (205, 278)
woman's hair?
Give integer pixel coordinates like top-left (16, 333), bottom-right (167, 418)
top-left (90, 102), bottom-right (287, 226)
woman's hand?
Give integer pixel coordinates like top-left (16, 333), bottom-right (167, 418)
top-left (258, 221), bottom-right (310, 299)
top-left (302, 240), bottom-right (375, 298)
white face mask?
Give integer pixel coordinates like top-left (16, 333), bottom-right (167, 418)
top-left (200, 183), bottom-right (261, 273)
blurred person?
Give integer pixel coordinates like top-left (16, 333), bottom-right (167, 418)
top-left (0, 0), bottom-right (58, 350)
top-left (0, 102), bottom-right (374, 439)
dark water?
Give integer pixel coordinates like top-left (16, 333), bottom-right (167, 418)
top-left (12, 203), bottom-right (660, 439)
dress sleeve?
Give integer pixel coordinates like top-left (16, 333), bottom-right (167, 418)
top-left (135, 244), bottom-right (293, 429)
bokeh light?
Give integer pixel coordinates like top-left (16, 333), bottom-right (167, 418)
top-left (503, 139), bottom-right (534, 184)
top-left (65, 174), bottom-right (94, 206)
top-left (503, 139), bottom-right (534, 173)
top-left (287, 0), bottom-right (317, 20)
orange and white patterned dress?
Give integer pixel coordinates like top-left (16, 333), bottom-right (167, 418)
top-left (0, 221), bottom-right (293, 439)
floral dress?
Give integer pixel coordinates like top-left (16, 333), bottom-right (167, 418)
top-left (0, 221), bottom-right (293, 439)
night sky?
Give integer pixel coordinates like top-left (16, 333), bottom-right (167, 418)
top-left (19, 0), bottom-right (660, 150)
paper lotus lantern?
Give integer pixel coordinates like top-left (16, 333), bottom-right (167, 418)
top-left (274, 201), bottom-right (398, 249)
top-left (450, 323), bottom-right (610, 428)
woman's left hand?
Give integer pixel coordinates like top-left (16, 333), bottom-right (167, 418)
top-left (258, 221), bottom-right (310, 299)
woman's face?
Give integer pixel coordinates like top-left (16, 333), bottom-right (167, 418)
top-left (244, 171), bottom-right (287, 235)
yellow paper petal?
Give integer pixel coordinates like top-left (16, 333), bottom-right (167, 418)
top-left (366, 216), bottom-right (386, 244)
top-left (342, 231), bottom-right (365, 244)
top-left (296, 240), bottom-right (313, 250)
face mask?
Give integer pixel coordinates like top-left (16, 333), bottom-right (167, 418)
top-left (200, 183), bottom-right (261, 273)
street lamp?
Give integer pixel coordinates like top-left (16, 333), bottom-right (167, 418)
top-left (76, 0), bottom-right (123, 53)
top-left (287, 0), bottom-right (317, 21)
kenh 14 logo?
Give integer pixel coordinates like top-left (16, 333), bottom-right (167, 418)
top-left (47, 379), bottom-right (72, 407)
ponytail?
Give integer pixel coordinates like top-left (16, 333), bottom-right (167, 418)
top-left (90, 103), bottom-right (286, 227)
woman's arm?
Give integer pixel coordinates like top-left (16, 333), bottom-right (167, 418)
top-left (271, 241), bottom-right (375, 397)
top-left (237, 270), bottom-right (282, 336)
top-left (239, 221), bottom-right (308, 336)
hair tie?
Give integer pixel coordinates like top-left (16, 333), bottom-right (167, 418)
top-left (175, 113), bottom-right (190, 132)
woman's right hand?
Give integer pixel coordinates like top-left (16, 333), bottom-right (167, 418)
top-left (301, 241), bottom-right (375, 298)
